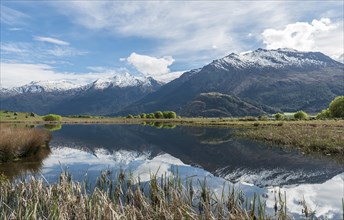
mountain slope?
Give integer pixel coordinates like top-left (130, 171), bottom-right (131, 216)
top-left (181, 92), bottom-right (266, 117)
top-left (0, 73), bottom-right (162, 115)
top-left (123, 49), bottom-right (344, 116)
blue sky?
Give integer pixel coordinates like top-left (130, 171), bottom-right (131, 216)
top-left (1, 1), bottom-right (343, 88)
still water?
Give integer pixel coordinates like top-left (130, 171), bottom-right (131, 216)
top-left (1, 124), bottom-right (343, 219)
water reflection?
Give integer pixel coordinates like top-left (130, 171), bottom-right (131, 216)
top-left (1, 124), bottom-right (343, 219)
top-left (43, 124), bottom-right (62, 131)
top-left (49, 124), bottom-right (343, 187)
top-left (0, 147), bottom-right (51, 179)
top-left (40, 146), bottom-right (343, 219)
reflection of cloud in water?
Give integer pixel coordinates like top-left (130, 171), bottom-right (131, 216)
top-left (265, 174), bottom-right (344, 219)
top-left (41, 146), bottom-right (343, 219)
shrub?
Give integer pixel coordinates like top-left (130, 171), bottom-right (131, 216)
top-left (258, 115), bottom-right (269, 121)
top-left (146, 113), bottom-right (154, 119)
top-left (126, 114), bottom-right (134, 119)
top-left (140, 113), bottom-right (146, 119)
top-left (294, 111), bottom-right (308, 120)
top-left (274, 113), bottom-right (285, 120)
top-left (0, 125), bottom-right (51, 162)
top-left (42, 114), bottom-right (62, 121)
top-left (316, 109), bottom-right (331, 119)
top-left (154, 111), bottom-right (163, 119)
top-left (329, 96), bottom-right (344, 118)
top-left (167, 111), bottom-right (177, 119)
top-left (163, 111), bottom-right (177, 119)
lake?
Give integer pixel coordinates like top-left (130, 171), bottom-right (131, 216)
top-left (1, 124), bottom-right (343, 219)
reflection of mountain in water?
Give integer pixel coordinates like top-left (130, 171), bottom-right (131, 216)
top-left (50, 125), bottom-right (344, 187)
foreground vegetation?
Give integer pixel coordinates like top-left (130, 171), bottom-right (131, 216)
top-left (0, 124), bottom-right (51, 163)
top-left (0, 171), bottom-right (305, 220)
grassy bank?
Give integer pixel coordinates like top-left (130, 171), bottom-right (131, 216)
top-left (0, 171), bottom-right (299, 220)
top-left (0, 125), bottom-right (51, 163)
top-left (235, 121), bottom-right (344, 156)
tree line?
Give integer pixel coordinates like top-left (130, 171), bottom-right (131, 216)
top-left (126, 111), bottom-right (178, 119)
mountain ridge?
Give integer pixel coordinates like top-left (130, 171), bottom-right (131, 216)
top-left (121, 48), bottom-right (343, 116)
top-left (1, 48), bottom-right (343, 116)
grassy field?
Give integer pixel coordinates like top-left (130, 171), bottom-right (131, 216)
top-left (235, 121), bottom-right (344, 157)
top-left (0, 171), bottom-right (299, 220)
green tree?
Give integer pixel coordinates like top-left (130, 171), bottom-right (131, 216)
top-left (163, 111), bottom-right (169, 118)
top-left (274, 113), bottom-right (284, 120)
top-left (42, 114), bottom-right (62, 121)
top-left (294, 111), bottom-right (308, 120)
top-left (154, 111), bottom-right (163, 119)
top-left (126, 114), bottom-right (134, 119)
top-left (316, 109), bottom-right (331, 119)
top-left (146, 113), bottom-right (154, 119)
top-left (162, 111), bottom-right (177, 119)
top-left (167, 111), bottom-right (177, 119)
top-left (140, 113), bottom-right (146, 119)
top-left (329, 96), bottom-right (344, 118)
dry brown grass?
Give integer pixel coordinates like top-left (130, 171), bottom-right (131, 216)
top-left (0, 171), bottom-right (295, 220)
top-left (0, 124), bottom-right (51, 162)
top-left (236, 122), bottom-right (344, 156)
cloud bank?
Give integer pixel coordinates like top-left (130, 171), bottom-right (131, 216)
top-left (0, 63), bottom-right (114, 88)
top-left (262, 18), bottom-right (343, 60)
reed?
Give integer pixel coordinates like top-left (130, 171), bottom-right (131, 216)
top-left (0, 125), bottom-right (51, 163)
top-left (0, 171), bottom-right (298, 220)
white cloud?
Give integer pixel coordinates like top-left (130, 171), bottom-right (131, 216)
top-left (0, 63), bottom-right (115, 88)
top-left (262, 18), bottom-right (343, 59)
top-left (8, 27), bottom-right (22, 31)
top-left (1, 41), bottom-right (86, 62)
top-left (33, 36), bottom-right (70, 46)
top-left (0, 5), bottom-right (29, 25)
top-left (46, 46), bottom-right (87, 57)
top-left (52, 1), bottom-right (295, 62)
top-left (126, 52), bottom-right (182, 82)
top-left (127, 52), bottom-right (174, 76)
top-left (1, 42), bottom-right (29, 54)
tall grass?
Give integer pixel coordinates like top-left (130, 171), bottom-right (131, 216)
top-left (0, 125), bottom-right (51, 163)
top-left (236, 123), bottom-right (344, 156)
top-left (0, 171), bottom-right (297, 220)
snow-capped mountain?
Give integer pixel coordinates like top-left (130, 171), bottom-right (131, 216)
top-left (0, 80), bottom-right (81, 96)
top-left (1, 48), bottom-right (343, 116)
top-left (89, 72), bottom-right (154, 90)
top-left (1, 73), bottom-right (160, 96)
top-left (212, 48), bottom-right (341, 70)
top-left (0, 73), bottom-right (162, 115)
top-left (124, 48), bottom-right (344, 116)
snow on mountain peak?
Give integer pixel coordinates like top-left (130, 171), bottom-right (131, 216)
top-left (2, 80), bottom-right (80, 95)
top-left (213, 48), bottom-right (340, 70)
top-left (92, 72), bottom-right (152, 90)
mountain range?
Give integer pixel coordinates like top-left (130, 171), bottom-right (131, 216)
top-left (1, 48), bottom-right (343, 116)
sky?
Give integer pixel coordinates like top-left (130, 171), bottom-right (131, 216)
top-left (1, 1), bottom-right (343, 88)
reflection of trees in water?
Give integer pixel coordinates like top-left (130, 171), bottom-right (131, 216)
top-left (183, 127), bottom-right (234, 145)
top-left (141, 122), bottom-right (176, 129)
top-left (44, 124), bottom-right (62, 131)
top-left (0, 147), bottom-right (51, 179)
